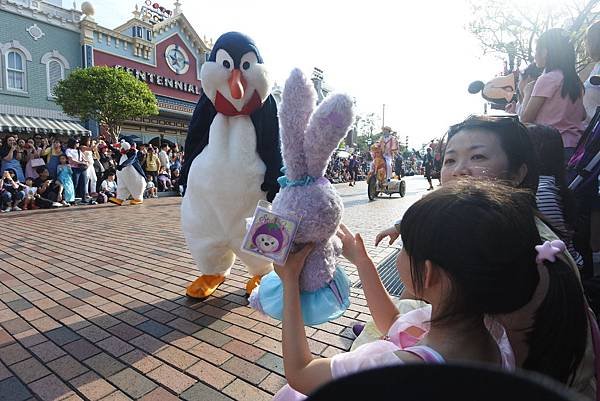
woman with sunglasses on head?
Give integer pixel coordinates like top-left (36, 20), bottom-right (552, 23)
top-left (521, 29), bottom-right (586, 161)
top-left (362, 115), bottom-right (595, 398)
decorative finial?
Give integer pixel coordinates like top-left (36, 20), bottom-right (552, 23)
top-left (80, 1), bottom-right (95, 21)
top-left (174, 0), bottom-right (182, 15)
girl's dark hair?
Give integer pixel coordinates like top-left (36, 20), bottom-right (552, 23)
top-left (445, 115), bottom-right (540, 192)
top-left (537, 28), bottom-right (583, 102)
top-left (80, 136), bottom-right (91, 147)
top-left (526, 124), bottom-right (577, 230)
top-left (400, 179), bottom-right (587, 384)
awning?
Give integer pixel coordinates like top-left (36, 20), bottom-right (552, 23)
top-left (0, 114), bottom-right (90, 136)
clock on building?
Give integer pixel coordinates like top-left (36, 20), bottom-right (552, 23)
top-left (165, 44), bottom-right (189, 75)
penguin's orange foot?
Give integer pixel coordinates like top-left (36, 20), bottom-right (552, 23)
top-left (246, 275), bottom-right (263, 296)
top-left (186, 275), bottom-right (225, 299)
top-left (108, 197), bottom-right (123, 205)
top-left (130, 199), bottom-right (143, 205)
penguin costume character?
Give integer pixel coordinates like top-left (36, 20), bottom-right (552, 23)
top-left (108, 137), bottom-right (146, 206)
top-left (181, 32), bottom-right (283, 299)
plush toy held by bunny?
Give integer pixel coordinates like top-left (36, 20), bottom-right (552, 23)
top-left (249, 68), bottom-right (354, 325)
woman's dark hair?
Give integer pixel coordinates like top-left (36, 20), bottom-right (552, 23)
top-left (444, 115), bottom-right (540, 192)
top-left (0, 135), bottom-right (15, 158)
top-left (67, 137), bottom-right (78, 149)
top-left (400, 179), bottom-right (587, 384)
top-left (80, 136), bottom-right (91, 147)
top-left (537, 28), bottom-right (583, 102)
top-left (586, 21), bottom-right (600, 61)
top-left (526, 124), bottom-right (577, 231)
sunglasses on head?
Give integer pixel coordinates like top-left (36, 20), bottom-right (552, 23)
top-left (447, 114), bottom-right (526, 138)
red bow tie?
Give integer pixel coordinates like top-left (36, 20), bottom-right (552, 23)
top-left (214, 90), bottom-right (263, 116)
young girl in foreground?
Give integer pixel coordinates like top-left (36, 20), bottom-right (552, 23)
top-left (273, 180), bottom-right (587, 400)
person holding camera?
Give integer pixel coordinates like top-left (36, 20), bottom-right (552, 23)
top-left (1, 169), bottom-right (25, 212)
top-left (33, 166), bottom-right (65, 208)
top-left (0, 135), bottom-right (25, 182)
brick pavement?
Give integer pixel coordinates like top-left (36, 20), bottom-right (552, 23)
top-left (0, 176), bottom-right (428, 400)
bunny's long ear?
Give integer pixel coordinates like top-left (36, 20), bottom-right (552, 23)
top-left (279, 69), bottom-right (316, 180)
top-left (304, 94), bottom-right (354, 178)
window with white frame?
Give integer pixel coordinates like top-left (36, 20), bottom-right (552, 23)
top-left (47, 59), bottom-right (64, 97)
top-left (6, 50), bottom-right (26, 91)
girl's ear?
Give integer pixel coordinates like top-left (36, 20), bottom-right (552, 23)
top-left (278, 69), bottom-right (316, 180)
top-left (512, 163), bottom-right (528, 187)
top-left (423, 260), bottom-right (442, 290)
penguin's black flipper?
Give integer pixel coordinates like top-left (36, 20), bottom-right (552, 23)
top-left (251, 94), bottom-right (283, 202)
top-left (181, 94), bottom-right (217, 188)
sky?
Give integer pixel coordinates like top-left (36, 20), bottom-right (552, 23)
top-left (81, 0), bottom-right (510, 147)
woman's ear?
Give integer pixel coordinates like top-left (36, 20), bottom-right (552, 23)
top-left (423, 260), bottom-right (442, 289)
top-left (512, 163), bottom-right (528, 186)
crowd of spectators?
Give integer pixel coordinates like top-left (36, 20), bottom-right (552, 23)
top-left (0, 134), bottom-right (184, 212)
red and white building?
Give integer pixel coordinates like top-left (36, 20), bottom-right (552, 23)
top-left (79, 1), bottom-right (211, 145)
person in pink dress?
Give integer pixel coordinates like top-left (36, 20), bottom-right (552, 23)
top-left (271, 179), bottom-right (587, 400)
top-left (522, 28), bottom-right (586, 161)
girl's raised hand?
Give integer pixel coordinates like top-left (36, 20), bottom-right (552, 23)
top-left (274, 243), bottom-right (314, 285)
top-left (336, 223), bottom-right (369, 265)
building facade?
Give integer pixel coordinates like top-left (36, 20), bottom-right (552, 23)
top-left (0, 0), bottom-right (89, 136)
top-left (80, 1), bottom-right (211, 145)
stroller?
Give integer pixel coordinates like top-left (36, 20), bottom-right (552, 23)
top-left (568, 106), bottom-right (600, 195)
top-left (568, 105), bottom-right (600, 318)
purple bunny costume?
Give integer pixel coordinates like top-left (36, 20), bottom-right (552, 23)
top-left (249, 69), bottom-right (354, 325)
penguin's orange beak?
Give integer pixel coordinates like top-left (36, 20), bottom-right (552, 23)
top-left (228, 69), bottom-right (246, 100)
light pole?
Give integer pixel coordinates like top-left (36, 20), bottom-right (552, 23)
top-left (382, 104), bottom-right (385, 128)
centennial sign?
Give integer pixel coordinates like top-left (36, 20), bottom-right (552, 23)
top-left (114, 64), bottom-right (201, 95)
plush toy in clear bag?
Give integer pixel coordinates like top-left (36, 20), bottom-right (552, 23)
top-left (242, 200), bottom-right (301, 266)
top-left (248, 68), bottom-right (354, 325)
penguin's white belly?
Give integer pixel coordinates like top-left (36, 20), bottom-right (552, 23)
top-left (182, 115), bottom-right (266, 239)
top-left (117, 155), bottom-right (145, 199)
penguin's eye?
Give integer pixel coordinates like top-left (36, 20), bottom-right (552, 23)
top-left (242, 61), bottom-right (250, 70)
top-left (222, 60), bottom-right (231, 69)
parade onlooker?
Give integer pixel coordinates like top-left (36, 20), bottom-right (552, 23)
top-left (45, 138), bottom-right (63, 178)
top-left (584, 21), bottom-right (600, 124)
top-left (21, 177), bottom-right (38, 210)
top-left (1, 169), bottom-right (24, 212)
top-left (23, 137), bottom-right (46, 180)
top-left (145, 174), bottom-right (157, 198)
top-left (144, 147), bottom-right (160, 183)
top-left (527, 124), bottom-right (583, 267)
top-left (157, 166), bottom-right (172, 191)
top-left (34, 166), bottom-right (65, 207)
top-left (522, 28), bottom-right (586, 160)
top-left (506, 63), bottom-right (543, 116)
top-left (65, 137), bottom-right (89, 200)
top-left (56, 154), bottom-right (75, 204)
top-left (98, 170), bottom-right (117, 203)
top-left (423, 147), bottom-right (434, 191)
top-left (159, 143), bottom-right (171, 172)
top-left (171, 168), bottom-right (183, 195)
top-left (0, 135), bottom-right (25, 182)
top-left (80, 136), bottom-right (97, 197)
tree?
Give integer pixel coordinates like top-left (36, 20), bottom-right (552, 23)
top-left (468, 0), bottom-right (600, 71)
top-left (54, 66), bottom-right (159, 142)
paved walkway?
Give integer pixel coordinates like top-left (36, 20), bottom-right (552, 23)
top-left (0, 176), bottom-right (428, 401)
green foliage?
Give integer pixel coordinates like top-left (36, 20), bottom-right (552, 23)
top-left (468, 0), bottom-right (600, 71)
top-left (53, 66), bottom-right (159, 141)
